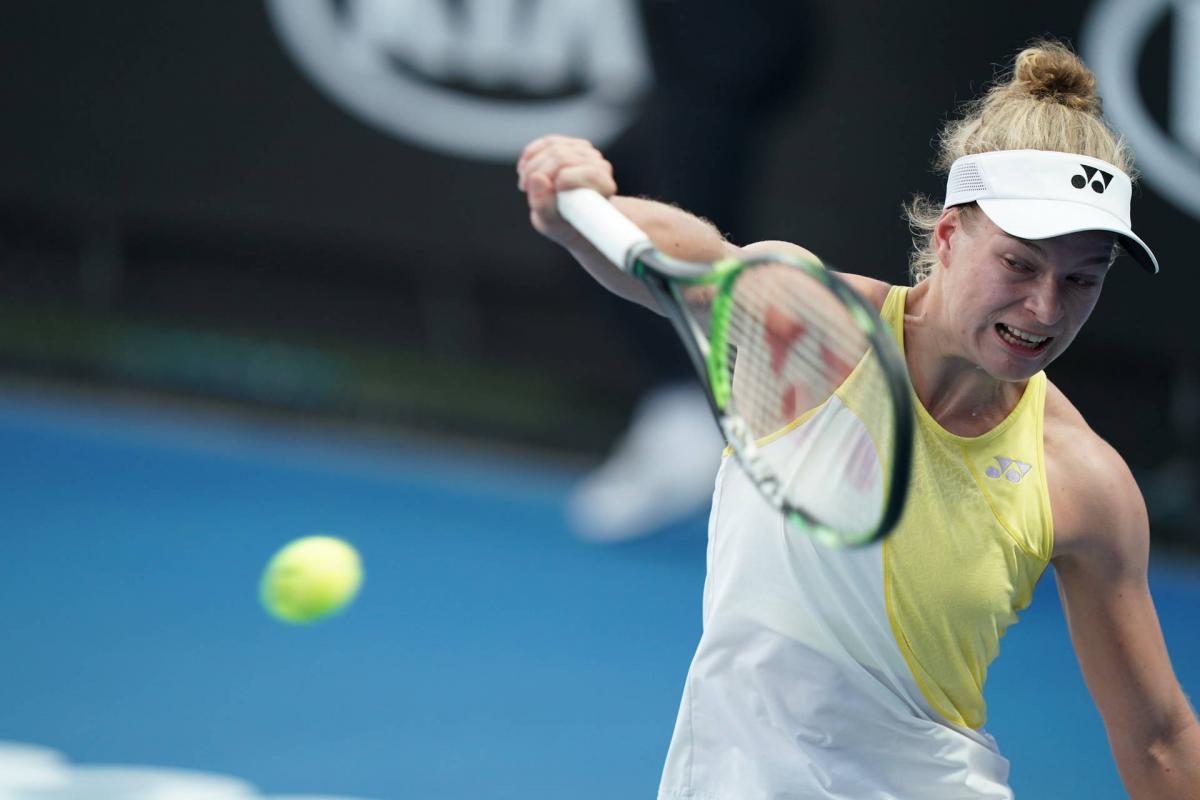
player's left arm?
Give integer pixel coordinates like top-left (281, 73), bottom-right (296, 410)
top-left (1052, 436), bottom-right (1200, 798)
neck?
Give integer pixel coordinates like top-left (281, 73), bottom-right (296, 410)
top-left (903, 280), bottom-right (1027, 435)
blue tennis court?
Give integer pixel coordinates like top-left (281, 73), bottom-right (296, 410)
top-left (1, 387), bottom-right (1196, 798)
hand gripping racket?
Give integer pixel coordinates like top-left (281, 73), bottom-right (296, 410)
top-left (557, 189), bottom-right (914, 547)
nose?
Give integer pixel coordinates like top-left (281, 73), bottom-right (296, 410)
top-left (1025, 277), bottom-right (1064, 327)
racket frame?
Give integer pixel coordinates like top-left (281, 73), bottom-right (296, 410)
top-left (557, 188), bottom-right (913, 546)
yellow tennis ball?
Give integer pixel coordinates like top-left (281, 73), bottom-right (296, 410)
top-left (260, 535), bottom-right (363, 624)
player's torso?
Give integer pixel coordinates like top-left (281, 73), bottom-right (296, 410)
top-left (843, 284), bottom-right (1055, 729)
top-left (659, 285), bottom-right (1054, 800)
top-left (877, 370), bottom-right (1054, 729)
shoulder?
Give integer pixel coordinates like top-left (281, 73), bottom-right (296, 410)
top-left (741, 240), bottom-right (892, 311)
top-left (1044, 380), bottom-right (1149, 568)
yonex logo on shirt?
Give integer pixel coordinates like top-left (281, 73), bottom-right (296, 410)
top-left (986, 457), bottom-right (1032, 483)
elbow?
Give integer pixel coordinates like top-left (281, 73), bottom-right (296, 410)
top-left (1114, 714), bottom-right (1200, 798)
top-left (1146, 713), bottom-right (1200, 763)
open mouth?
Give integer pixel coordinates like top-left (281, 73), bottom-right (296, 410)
top-left (995, 323), bottom-right (1052, 353)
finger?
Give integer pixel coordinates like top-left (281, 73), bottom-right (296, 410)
top-left (528, 171), bottom-right (553, 196)
top-left (554, 163), bottom-right (617, 196)
top-left (520, 143), bottom-right (607, 192)
top-left (518, 143), bottom-right (563, 190)
top-left (517, 135), bottom-right (574, 178)
top-left (519, 151), bottom-right (561, 190)
top-left (519, 137), bottom-right (599, 175)
top-left (520, 138), bottom-right (596, 173)
top-left (526, 172), bottom-right (557, 213)
top-left (520, 149), bottom-right (573, 192)
top-left (517, 138), bottom-right (549, 176)
top-left (519, 134), bottom-right (591, 168)
top-left (519, 156), bottom-right (561, 195)
top-left (527, 176), bottom-right (565, 236)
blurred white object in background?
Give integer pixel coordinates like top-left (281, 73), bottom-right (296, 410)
top-left (0, 741), bottom-right (70, 791)
top-left (6, 764), bottom-right (256, 799)
top-left (568, 382), bottom-right (723, 542)
top-left (0, 740), bottom-right (384, 800)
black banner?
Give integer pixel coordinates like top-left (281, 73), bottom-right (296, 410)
top-left (1, 1), bottom-right (1196, 475)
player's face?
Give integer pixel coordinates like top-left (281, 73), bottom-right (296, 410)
top-left (942, 211), bottom-right (1114, 382)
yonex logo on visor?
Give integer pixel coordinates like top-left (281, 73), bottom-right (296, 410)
top-left (1072, 165), bottom-right (1114, 193)
top-left (944, 149), bottom-right (1159, 274)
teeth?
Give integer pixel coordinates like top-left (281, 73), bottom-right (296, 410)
top-left (999, 324), bottom-right (1049, 346)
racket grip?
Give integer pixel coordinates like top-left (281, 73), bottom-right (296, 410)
top-left (556, 188), bottom-right (653, 271)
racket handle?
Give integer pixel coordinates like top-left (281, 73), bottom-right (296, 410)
top-left (556, 188), bottom-right (653, 271)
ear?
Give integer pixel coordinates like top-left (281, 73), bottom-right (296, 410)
top-left (933, 207), bottom-right (962, 270)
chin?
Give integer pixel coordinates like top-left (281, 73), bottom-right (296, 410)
top-left (989, 343), bottom-right (1065, 381)
top-left (988, 362), bottom-right (1043, 382)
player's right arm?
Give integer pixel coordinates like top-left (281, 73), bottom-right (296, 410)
top-left (517, 135), bottom-right (739, 312)
top-left (516, 135), bottom-right (877, 334)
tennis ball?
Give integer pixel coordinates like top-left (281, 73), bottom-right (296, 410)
top-left (260, 535), bottom-right (363, 624)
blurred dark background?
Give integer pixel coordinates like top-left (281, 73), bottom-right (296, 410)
top-left (1, 0), bottom-right (1197, 544)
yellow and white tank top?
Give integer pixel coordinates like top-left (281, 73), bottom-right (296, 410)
top-left (659, 285), bottom-right (1054, 800)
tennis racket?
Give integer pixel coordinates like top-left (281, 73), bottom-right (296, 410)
top-left (557, 188), bottom-right (913, 547)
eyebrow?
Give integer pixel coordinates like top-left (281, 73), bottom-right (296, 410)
top-left (1006, 234), bottom-right (1042, 252)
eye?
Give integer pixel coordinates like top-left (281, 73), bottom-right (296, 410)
top-left (1068, 274), bottom-right (1102, 288)
top-left (1002, 256), bottom-right (1031, 272)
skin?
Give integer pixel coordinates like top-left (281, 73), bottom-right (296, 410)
top-left (517, 134), bottom-right (1200, 798)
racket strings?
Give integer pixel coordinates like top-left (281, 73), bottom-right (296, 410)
top-left (692, 261), bottom-right (895, 534)
top-left (722, 263), bottom-right (872, 432)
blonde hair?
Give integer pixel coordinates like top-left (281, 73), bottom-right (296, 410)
top-left (905, 40), bottom-right (1134, 283)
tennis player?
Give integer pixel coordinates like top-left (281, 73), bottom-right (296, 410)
top-left (518, 41), bottom-right (1200, 799)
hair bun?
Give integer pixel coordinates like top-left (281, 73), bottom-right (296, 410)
top-left (1011, 41), bottom-right (1100, 113)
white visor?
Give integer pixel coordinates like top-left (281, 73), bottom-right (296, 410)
top-left (944, 149), bottom-right (1158, 273)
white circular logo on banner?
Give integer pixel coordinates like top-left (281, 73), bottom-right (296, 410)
top-left (1083, 0), bottom-right (1200, 220)
top-left (265, 0), bottom-right (652, 162)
